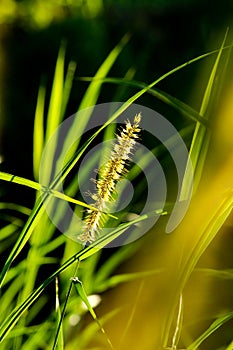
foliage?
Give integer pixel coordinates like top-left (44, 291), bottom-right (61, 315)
top-left (0, 25), bottom-right (233, 350)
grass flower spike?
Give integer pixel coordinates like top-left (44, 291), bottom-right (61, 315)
top-left (79, 113), bottom-right (141, 244)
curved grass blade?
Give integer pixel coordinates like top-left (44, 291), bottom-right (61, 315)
top-left (0, 203), bottom-right (31, 215)
top-left (161, 30), bottom-right (232, 348)
top-left (162, 190), bottom-right (233, 349)
top-left (0, 219), bottom-right (24, 240)
top-left (180, 29), bottom-right (229, 200)
top-left (95, 270), bottom-right (161, 293)
top-left (186, 310), bottom-right (233, 350)
top-left (79, 76), bottom-right (207, 126)
top-left (72, 277), bottom-right (113, 349)
top-left (0, 197), bottom-right (45, 288)
top-left (195, 268), bottom-right (233, 280)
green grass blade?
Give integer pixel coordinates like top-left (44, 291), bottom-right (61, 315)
top-left (79, 33), bottom-right (130, 111)
top-left (45, 43), bottom-right (66, 141)
top-left (171, 293), bottom-right (183, 350)
top-left (59, 33), bottom-right (131, 168)
top-left (200, 30), bottom-right (229, 117)
top-left (0, 219), bottom-right (24, 240)
top-left (33, 85), bottom-right (45, 180)
top-left (72, 309), bottom-right (119, 350)
top-left (162, 190), bottom-right (233, 348)
top-left (61, 61), bottom-right (77, 118)
top-left (42, 43), bottom-right (66, 184)
top-left (79, 76), bottom-right (206, 125)
top-left (0, 171), bottom-right (108, 212)
top-left (226, 339), bottom-right (233, 350)
top-left (180, 30), bottom-right (229, 200)
top-left (72, 277), bottom-right (113, 349)
top-left (0, 198), bottom-right (45, 288)
top-left (94, 243), bottom-right (141, 287)
top-left (0, 202), bottom-right (31, 216)
top-left (55, 277), bottom-right (64, 350)
top-left (95, 270), bottom-right (161, 293)
top-left (186, 310), bottom-right (233, 350)
top-left (195, 268), bottom-right (233, 280)
top-left (78, 213), bottom-right (151, 261)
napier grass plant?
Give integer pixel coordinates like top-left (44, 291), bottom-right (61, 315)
top-left (0, 31), bottom-right (233, 350)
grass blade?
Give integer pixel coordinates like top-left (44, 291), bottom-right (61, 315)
top-left (0, 171), bottom-right (113, 213)
top-left (180, 29), bottom-right (229, 200)
top-left (162, 190), bottom-right (233, 348)
top-left (79, 76), bottom-right (206, 125)
top-left (33, 85), bottom-right (45, 180)
top-left (72, 277), bottom-right (113, 349)
top-left (186, 311), bottom-right (233, 350)
top-left (59, 33), bottom-right (131, 168)
top-left (61, 61), bottom-right (77, 118)
top-left (45, 42), bottom-right (66, 141)
top-left (55, 277), bottom-right (64, 350)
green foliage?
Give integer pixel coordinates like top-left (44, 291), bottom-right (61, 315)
top-left (0, 31), bottom-right (233, 350)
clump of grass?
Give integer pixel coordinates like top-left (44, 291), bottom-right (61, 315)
top-left (0, 31), bottom-right (232, 350)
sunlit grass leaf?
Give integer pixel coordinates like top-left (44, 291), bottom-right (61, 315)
top-left (162, 190), bottom-right (233, 348)
top-left (0, 171), bottom-right (105, 212)
top-left (33, 85), bottom-right (46, 181)
top-left (0, 198), bottom-right (45, 288)
top-left (61, 61), bottom-right (77, 118)
top-left (0, 219), bottom-right (24, 240)
top-left (45, 42), bottom-right (66, 142)
top-left (225, 339), bottom-right (233, 350)
top-left (72, 277), bottom-right (113, 349)
top-left (180, 29), bottom-right (229, 200)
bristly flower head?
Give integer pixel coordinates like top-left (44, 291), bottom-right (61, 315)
top-left (78, 113), bottom-right (141, 244)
